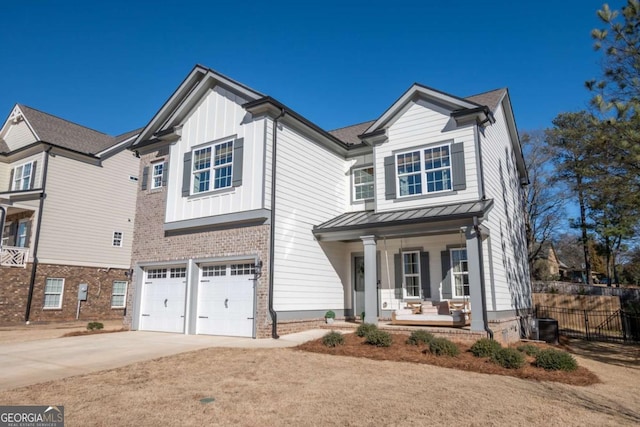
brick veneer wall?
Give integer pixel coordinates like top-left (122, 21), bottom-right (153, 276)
top-left (126, 151), bottom-right (272, 338)
top-left (0, 263), bottom-right (128, 325)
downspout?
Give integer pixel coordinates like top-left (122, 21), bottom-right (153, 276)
top-left (25, 146), bottom-right (52, 322)
top-left (268, 108), bottom-right (286, 339)
top-left (473, 216), bottom-right (493, 339)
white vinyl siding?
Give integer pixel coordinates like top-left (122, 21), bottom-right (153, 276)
top-left (44, 278), bottom-right (64, 309)
top-left (2, 118), bottom-right (37, 151)
top-left (165, 86), bottom-right (266, 223)
top-left (375, 99), bottom-right (478, 212)
top-left (111, 281), bottom-right (127, 308)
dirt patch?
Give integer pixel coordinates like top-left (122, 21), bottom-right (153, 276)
top-left (0, 320), bottom-right (126, 344)
top-left (61, 328), bottom-right (128, 338)
top-left (298, 332), bottom-right (600, 386)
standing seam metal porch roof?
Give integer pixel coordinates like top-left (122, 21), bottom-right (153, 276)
top-left (313, 199), bottom-right (494, 234)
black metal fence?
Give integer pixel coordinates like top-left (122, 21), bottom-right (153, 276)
top-left (535, 306), bottom-right (640, 343)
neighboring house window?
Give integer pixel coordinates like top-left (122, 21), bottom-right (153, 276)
top-left (2, 222), bottom-right (12, 246)
top-left (451, 248), bottom-right (470, 298)
top-left (151, 162), bottom-right (164, 189)
top-left (12, 161), bottom-right (33, 191)
top-left (396, 144), bottom-right (451, 197)
top-left (402, 251), bottom-right (421, 298)
top-left (16, 220), bottom-right (28, 248)
top-left (230, 263), bottom-right (255, 275)
top-left (170, 267), bottom-right (187, 278)
top-left (202, 265), bottom-right (226, 277)
top-left (112, 232), bottom-right (123, 247)
top-left (192, 140), bottom-right (233, 194)
top-left (147, 268), bottom-right (167, 279)
top-left (111, 281), bottom-right (127, 308)
top-left (44, 278), bottom-right (64, 309)
top-left (353, 167), bottom-right (374, 201)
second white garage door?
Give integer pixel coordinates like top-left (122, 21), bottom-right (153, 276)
top-left (196, 263), bottom-right (255, 337)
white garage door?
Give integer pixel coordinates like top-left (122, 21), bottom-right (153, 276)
top-left (140, 267), bottom-right (187, 333)
top-left (196, 263), bottom-right (255, 337)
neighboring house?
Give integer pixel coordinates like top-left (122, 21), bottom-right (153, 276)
top-left (531, 242), bottom-right (568, 281)
top-left (0, 105), bottom-right (140, 324)
top-left (126, 65), bottom-right (531, 342)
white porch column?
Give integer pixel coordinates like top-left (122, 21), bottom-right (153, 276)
top-left (465, 226), bottom-right (486, 332)
top-left (361, 235), bottom-right (378, 325)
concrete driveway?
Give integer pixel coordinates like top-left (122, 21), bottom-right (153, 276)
top-left (0, 329), bottom-right (327, 391)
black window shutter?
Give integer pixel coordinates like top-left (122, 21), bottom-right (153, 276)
top-left (420, 251), bottom-right (431, 299)
top-left (232, 138), bottom-right (244, 187)
top-left (384, 155), bottom-right (396, 200)
top-left (30, 161), bottom-right (37, 189)
top-left (162, 161), bottom-right (169, 187)
top-left (182, 152), bottom-right (192, 197)
top-left (394, 253), bottom-right (403, 299)
top-left (441, 250), bottom-right (452, 299)
top-left (141, 166), bottom-right (149, 190)
top-left (9, 168), bottom-right (14, 191)
top-left (451, 142), bottom-right (466, 191)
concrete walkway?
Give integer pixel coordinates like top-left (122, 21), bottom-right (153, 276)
top-left (0, 329), bottom-right (327, 391)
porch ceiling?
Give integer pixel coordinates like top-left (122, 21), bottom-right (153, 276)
top-left (313, 199), bottom-right (493, 242)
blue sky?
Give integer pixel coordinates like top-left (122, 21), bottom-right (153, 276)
top-left (1, 1), bottom-right (608, 137)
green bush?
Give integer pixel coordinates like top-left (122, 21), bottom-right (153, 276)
top-left (406, 330), bottom-right (435, 346)
top-left (321, 331), bottom-right (344, 347)
top-left (492, 348), bottom-right (526, 369)
top-left (324, 310), bottom-right (336, 319)
top-left (428, 337), bottom-right (460, 356)
top-left (517, 344), bottom-right (541, 356)
top-left (356, 323), bottom-right (378, 337)
top-left (364, 329), bottom-right (393, 347)
top-left (470, 338), bottom-right (502, 358)
top-left (534, 349), bottom-right (578, 371)
top-left (87, 322), bottom-right (104, 331)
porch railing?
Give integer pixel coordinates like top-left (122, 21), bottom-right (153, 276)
top-left (0, 246), bottom-right (29, 267)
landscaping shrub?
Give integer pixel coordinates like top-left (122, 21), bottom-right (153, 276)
top-left (321, 331), bottom-right (344, 347)
top-left (356, 323), bottom-right (378, 337)
top-left (534, 349), bottom-right (578, 371)
top-left (517, 344), bottom-right (541, 356)
top-left (491, 347), bottom-right (526, 369)
top-left (364, 329), bottom-right (393, 347)
top-left (470, 338), bottom-right (501, 358)
top-left (87, 322), bottom-right (104, 331)
top-left (406, 330), bottom-right (435, 346)
top-left (428, 337), bottom-right (460, 356)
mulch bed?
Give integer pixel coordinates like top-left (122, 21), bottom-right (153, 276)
top-left (61, 328), bottom-right (127, 338)
top-left (297, 332), bottom-right (600, 386)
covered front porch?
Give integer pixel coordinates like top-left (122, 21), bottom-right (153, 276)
top-left (313, 200), bottom-right (493, 333)
top-left (0, 201), bottom-right (38, 268)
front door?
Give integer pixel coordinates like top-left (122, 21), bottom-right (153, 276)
top-left (354, 255), bottom-right (379, 319)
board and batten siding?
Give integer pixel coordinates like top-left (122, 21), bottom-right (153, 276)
top-left (165, 86), bottom-right (266, 223)
top-left (480, 102), bottom-right (531, 312)
top-left (37, 150), bottom-right (139, 268)
top-left (272, 123), bottom-right (349, 312)
top-left (374, 99), bottom-right (479, 212)
top-left (2, 120), bottom-right (37, 152)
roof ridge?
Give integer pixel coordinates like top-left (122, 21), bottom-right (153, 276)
top-left (18, 104), bottom-right (112, 137)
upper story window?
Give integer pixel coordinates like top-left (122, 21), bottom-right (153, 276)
top-left (451, 248), bottom-right (469, 298)
top-left (192, 140), bottom-right (233, 194)
top-left (112, 231), bottom-right (123, 247)
top-left (353, 167), bottom-right (374, 201)
top-left (151, 162), bottom-right (164, 189)
top-left (396, 144), bottom-right (451, 197)
top-left (12, 161), bottom-right (34, 191)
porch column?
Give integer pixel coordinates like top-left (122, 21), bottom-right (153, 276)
top-left (465, 226), bottom-right (485, 332)
top-left (361, 235), bottom-right (378, 325)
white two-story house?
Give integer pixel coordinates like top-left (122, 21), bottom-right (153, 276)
top-left (0, 105), bottom-right (140, 324)
top-left (126, 65), bottom-right (531, 342)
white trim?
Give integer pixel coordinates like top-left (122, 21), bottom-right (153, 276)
top-left (44, 277), bottom-right (64, 309)
top-left (151, 161), bottom-right (164, 190)
top-left (111, 280), bottom-right (128, 308)
top-left (191, 138), bottom-right (234, 195)
top-left (16, 219), bottom-right (28, 248)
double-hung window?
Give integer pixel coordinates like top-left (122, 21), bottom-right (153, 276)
top-left (396, 144), bottom-right (452, 197)
top-left (151, 162), bottom-right (164, 189)
top-left (451, 248), bottom-right (469, 297)
top-left (112, 231), bottom-right (123, 247)
top-left (16, 220), bottom-right (28, 247)
top-left (353, 167), bottom-right (374, 201)
top-left (192, 140), bottom-right (233, 194)
top-left (111, 281), bottom-right (127, 308)
top-left (402, 251), bottom-right (421, 298)
top-left (44, 278), bottom-right (64, 309)
top-left (12, 161), bottom-right (33, 191)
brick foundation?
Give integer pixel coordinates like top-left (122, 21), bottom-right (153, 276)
top-left (0, 263), bottom-right (128, 325)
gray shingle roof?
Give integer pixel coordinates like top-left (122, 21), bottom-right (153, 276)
top-left (314, 199), bottom-right (494, 234)
top-left (465, 88), bottom-right (506, 113)
top-left (328, 121), bottom-right (375, 145)
top-left (17, 105), bottom-right (137, 155)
